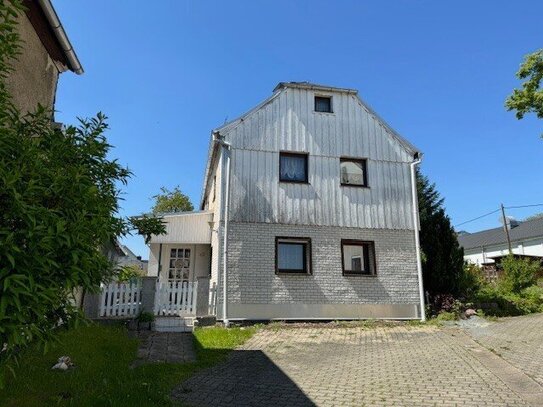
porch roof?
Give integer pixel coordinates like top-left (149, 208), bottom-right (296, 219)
top-left (150, 211), bottom-right (213, 244)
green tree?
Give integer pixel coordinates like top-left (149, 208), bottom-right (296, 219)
top-left (417, 169), bottom-right (465, 298)
top-left (151, 186), bottom-right (194, 214)
top-left (524, 212), bottom-right (543, 221)
top-left (506, 49), bottom-right (543, 136)
top-left (0, 0), bottom-right (165, 369)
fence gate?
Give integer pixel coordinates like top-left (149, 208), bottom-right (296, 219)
top-left (154, 281), bottom-right (198, 316)
top-left (99, 280), bottom-right (142, 317)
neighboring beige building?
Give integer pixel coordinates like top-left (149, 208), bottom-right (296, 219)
top-left (5, 0), bottom-right (83, 115)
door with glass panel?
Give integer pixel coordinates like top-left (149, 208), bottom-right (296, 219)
top-left (167, 247), bottom-right (192, 283)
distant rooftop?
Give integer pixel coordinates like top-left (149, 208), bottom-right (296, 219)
top-left (458, 217), bottom-right (543, 250)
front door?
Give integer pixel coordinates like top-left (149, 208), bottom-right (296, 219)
top-left (167, 247), bottom-right (192, 283)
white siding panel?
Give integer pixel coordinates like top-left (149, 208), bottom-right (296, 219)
top-left (225, 88), bottom-right (415, 230)
top-left (150, 212), bottom-right (213, 244)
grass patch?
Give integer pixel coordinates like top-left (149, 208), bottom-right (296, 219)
top-left (0, 324), bottom-right (256, 407)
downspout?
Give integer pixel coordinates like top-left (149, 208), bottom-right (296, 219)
top-left (410, 155), bottom-right (426, 321)
top-left (213, 133), bottom-right (231, 327)
top-left (157, 243), bottom-right (163, 281)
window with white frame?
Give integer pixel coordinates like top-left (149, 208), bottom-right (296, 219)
top-left (168, 248), bottom-right (191, 282)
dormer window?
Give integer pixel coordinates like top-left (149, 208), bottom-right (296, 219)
top-left (314, 96), bottom-right (332, 113)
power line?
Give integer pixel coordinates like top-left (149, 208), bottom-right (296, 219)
top-left (505, 203), bottom-right (543, 210)
top-left (454, 209), bottom-right (501, 228)
top-left (453, 203), bottom-right (543, 228)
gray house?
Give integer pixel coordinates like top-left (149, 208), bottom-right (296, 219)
top-left (147, 82), bottom-right (425, 323)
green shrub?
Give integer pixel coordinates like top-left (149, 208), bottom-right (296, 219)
top-left (498, 255), bottom-right (539, 293)
top-left (474, 284), bottom-right (543, 316)
top-left (136, 311), bottom-right (155, 323)
top-left (116, 264), bottom-right (145, 282)
top-left (521, 285), bottom-right (543, 303)
top-left (458, 262), bottom-right (486, 298)
top-left (435, 311), bottom-right (457, 321)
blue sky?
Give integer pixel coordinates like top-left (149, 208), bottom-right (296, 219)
top-left (54, 1), bottom-right (543, 257)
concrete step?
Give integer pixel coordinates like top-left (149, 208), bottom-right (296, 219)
top-left (154, 316), bottom-right (195, 333)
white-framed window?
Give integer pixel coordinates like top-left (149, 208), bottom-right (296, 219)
top-left (168, 248), bottom-right (191, 282)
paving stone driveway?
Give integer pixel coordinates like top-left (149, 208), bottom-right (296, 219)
top-left (173, 315), bottom-right (543, 407)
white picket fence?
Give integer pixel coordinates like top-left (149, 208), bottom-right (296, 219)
top-left (99, 280), bottom-right (142, 317)
top-left (154, 281), bottom-right (198, 316)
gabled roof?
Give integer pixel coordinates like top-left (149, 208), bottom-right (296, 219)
top-left (458, 217), bottom-right (543, 250)
top-left (273, 81), bottom-right (359, 95)
top-left (200, 81), bottom-right (421, 208)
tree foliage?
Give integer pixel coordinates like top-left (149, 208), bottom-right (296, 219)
top-left (506, 49), bottom-right (543, 135)
top-left (524, 212), bottom-right (543, 221)
top-left (0, 0), bottom-right (165, 368)
top-left (417, 169), bottom-right (465, 298)
top-left (151, 186), bottom-right (193, 214)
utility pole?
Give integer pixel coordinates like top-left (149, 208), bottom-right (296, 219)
top-left (501, 203), bottom-right (513, 254)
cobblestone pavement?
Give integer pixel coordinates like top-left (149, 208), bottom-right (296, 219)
top-left (130, 331), bottom-right (195, 366)
top-left (172, 318), bottom-right (543, 406)
top-left (465, 313), bottom-right (543, 387)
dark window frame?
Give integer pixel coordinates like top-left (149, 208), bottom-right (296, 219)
top-left (341, 239), bottom-right (377, 276)
top-left (314, 95), bottom-right (333, 113)
top-left (275, 237), bottom-right (312, 275)
top-left (340, 157), bottom-right (368, 187)
top-left (279, 152), bottom-right (309, 184)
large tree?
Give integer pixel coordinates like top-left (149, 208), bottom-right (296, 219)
top-left (506, 49), bottom-right (543, 136)
top-left (0, 0), bottom-right (164, 368)
top-left (151, 186), bottom-right (193, 214)
top-left (417, 170), bottom-right (465, 298)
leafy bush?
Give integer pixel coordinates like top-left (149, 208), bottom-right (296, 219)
top-left (458, 262), bottom-right (486, 298)
top-left (430, 293), bottom-right (466, 318)
top-left (116, 264), bottom-right (145, 282)
top-left (498, 255), bottom-right (539, 293)
top-left (474, 284), bottom-right (543, 316)
top-left (136, 311), bottom-right (155, 323)
top-left (0, 1), bottom-right (166, 370)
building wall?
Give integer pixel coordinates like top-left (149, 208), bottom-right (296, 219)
top-left (217, 221), bottom-right (421, 320)
top-left (222, 87), bottom-right (416, 229)
top-left (464, 237), bottom-right (543, 265)
top-left (5, 12), bottom-right (60, 114)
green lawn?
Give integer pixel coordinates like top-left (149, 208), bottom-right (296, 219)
top-left (0, 324), bottom-right (256, 407)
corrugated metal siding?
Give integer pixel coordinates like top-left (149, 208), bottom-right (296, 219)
top-left (150, 212), bottom-right (213, 244)
top-left (223, 88), bottom-right (415, 230)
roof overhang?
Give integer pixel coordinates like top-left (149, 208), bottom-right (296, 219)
top-left (149, 211), bottom-right (213, 244)
top-left (23, 0), bottom-right (83, 74)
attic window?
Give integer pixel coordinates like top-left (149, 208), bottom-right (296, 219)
top-left (315, 96), bottom-right (332, 113)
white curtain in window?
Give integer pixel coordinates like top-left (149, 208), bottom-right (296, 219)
top-left (280, 155), bottom-right (305, 181)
